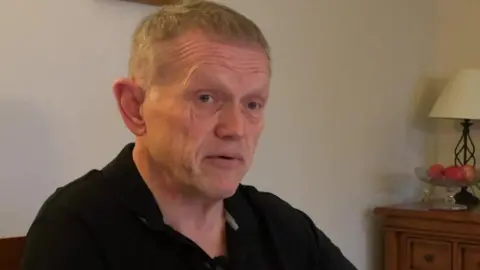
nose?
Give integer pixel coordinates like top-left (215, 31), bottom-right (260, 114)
top-left (215, 104), bottom-right (245, 140)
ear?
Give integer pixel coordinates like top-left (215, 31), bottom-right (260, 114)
top-left (112, 78), bottom-right (146, 136)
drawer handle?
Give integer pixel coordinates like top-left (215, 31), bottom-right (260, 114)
top-left (424, 254), bottom-right (434, 263)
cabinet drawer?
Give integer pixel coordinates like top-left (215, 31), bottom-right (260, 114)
top-left (406, 238), bottom-right (452, 270)
top-left (458, 244), bottom-right (480, 270)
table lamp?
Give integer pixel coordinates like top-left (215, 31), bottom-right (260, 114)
top-left (429, 69), bottom-right (480, 206)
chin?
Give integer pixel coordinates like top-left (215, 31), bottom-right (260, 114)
top-left (218, 182), bottom-right (240, 198)
top-left (195, 164), bottom-right (245, 198)
top-left (200, 177), bottom-right (241, 200)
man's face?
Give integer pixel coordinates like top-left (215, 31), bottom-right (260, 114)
top-left (140, 32), bottom-right (270, 199)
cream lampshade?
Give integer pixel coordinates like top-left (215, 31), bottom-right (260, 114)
top-left (429, 69), bottom-right (480, 120)
top-left (428, 69), bottom-right (480, 207)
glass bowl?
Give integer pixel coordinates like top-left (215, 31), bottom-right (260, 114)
top-left (414, 166), bottom-right (480, 188)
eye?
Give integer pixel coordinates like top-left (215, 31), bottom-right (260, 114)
top-left (198, 94), bottom-right (214, 104)
top-left (247, 101), bottom-right (263, 110)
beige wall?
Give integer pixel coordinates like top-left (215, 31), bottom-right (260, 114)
top-left (0, 1), bottom-right (437, 270)
top-left (435, 0), bottom-right (480, 75)
top-left (428, 0), bottom-right (480, 167)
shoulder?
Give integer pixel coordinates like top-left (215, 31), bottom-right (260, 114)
top-left (35, 169), bottom-right (111, 221)
top-left (23, 170), bottom-right (108, 269)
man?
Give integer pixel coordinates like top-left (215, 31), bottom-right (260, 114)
top-left (22, 1), bottom-right (357, 269)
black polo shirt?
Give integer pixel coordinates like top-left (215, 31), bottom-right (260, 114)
top-left (22, 143), bottom-right (357, 270)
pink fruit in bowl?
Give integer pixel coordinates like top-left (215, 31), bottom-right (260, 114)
top-left (462, 165), bottom-right (476, 182)
top-left (444, 165), bottom-right (465, 181)
top-left (428, 164), bottom-right (445, 178)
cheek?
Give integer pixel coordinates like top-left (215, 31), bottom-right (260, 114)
top-left (143, 100), bottom-right (189, 147)
top-left (247, 120), bottom-right (264, 152)
top-left (190, 101), bottom-right (219, 119)
top-left (186, 103), bottom-right (218, 138)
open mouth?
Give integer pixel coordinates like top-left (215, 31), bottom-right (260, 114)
top-left (208, 155), bottom-right (238, 160)
top-left (204, 154), bottom-right (244, 168)
top-left (216, 156), bottom-right (236, 160)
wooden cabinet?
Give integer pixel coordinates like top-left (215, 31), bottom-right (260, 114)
top-left (374, 203), bottom-right (480, 270)
top-left (458, 244), bottom-right (480, 270)
top-left (0, 237), bottom-right (25, 270)
top-left (405, 238), bottom-right (452, 270)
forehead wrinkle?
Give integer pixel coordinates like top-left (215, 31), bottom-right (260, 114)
top-left (174, 54), bottom-right (269, 91)
top-left (168, 36), bottom-right (270, 73)
top-left (151, 33), bottom-right (270, 88)
top-left (182, 62), bottom-right (269, 95)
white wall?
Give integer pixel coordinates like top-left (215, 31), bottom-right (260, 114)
top-left (0, 1), bottom-right (436, 269)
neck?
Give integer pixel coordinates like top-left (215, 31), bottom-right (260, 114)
top-left (132, 143), bottom-right (226, 256)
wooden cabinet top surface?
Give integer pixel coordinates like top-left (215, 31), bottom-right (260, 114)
top-left (374, 202), bottom-right (480, 224)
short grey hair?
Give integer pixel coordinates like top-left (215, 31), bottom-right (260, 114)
top-left (128, 0), bottom-right (270, 87)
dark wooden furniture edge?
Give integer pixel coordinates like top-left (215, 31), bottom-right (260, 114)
top-left (374, 202), bottom-right (480, 224)
top-left (0, 236), bottom-right (26, 270)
